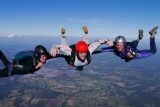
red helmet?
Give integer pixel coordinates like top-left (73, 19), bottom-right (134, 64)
top-left (76, 41), bottom-right (88, 53)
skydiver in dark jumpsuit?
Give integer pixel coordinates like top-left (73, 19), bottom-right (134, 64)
top-left (0, 45), bottom-right (55, 78)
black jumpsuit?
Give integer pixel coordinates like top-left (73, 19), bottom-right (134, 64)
top-left (0, 50), bottom-right (54, 78)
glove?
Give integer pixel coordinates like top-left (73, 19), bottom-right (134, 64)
top-left (50, 46), bottom-right (59, 57)
top-left (106, 39), bottom-right (113, 46)
top-left (97, 39), bottom-right (109, 44)
top-left (126, 48), bottom-right (136, 59)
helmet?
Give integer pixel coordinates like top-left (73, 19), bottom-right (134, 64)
top-left (34, 45), bottom-right (48, 59)
top-left (76, 41), bottom-right (88, 53)
top-left (115, 36), bottom-right (126, 43)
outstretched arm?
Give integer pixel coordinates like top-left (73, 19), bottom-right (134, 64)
top-left (89, 39), bottom-right (110, 54)
top-left (46, 52), bottom-right (65, 60)
top-left (92, 39), bottom-right (114, 54)
top-left (100, 46), bottom-right (115, 52)
top-left (50, 44), bottom-right (72, 57)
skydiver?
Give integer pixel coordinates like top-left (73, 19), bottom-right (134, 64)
top-left (0, 45), bottom-right (55, 78)
top-left (50, 26), bottom-right (109, 71)
top-left (98, 26), bottom-right (158, 62)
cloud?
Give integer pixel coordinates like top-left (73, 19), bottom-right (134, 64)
top-left (0, 33), bottom-right (21, 38)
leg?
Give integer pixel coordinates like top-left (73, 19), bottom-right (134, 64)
top-left (128, 29), bottom-right (143, 49)
top-left (61, 36), bottom-right (68, 46)
top-left (82, 26), bottom-right (89, 44)
top-left (0, 68), bottom-right (9, 78)
top-left (150, 36), bottom-right (156, 53)
top-left (135, 28), bottom-right (158, 59)
top-left (0, 50), bottom-right (13, 76)
top-left (136, 37), bottom-right (156, 58)
top-left (0, 50), bottom-right (10, 68)
top-left (60, 27), bottom-right (68, 46)
top-left (83, 33), bottom-right (89, 44)
top-left (76, 66), bottom-right (83, 71)
top-left (131, 29), bottom-right (144, 48)
top-left (148, 26), bottom-right (158, 53)
top-left (131, 40), bottom-right (139, 49)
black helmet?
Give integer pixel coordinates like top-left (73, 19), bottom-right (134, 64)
top-left (115, 36), bottom-right (126, 43)
top-left (34, 45), bottom-right (48, 59)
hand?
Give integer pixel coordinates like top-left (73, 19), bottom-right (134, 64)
top-left (106, 39), bottom-right (113, 46)
top-left (97, 39), bottom-right (109, 44)
top-left (127, 49), bottom-right (135, 59)
top-left (50, 47), bottom-right (59, 57)
top-left (36, 62), bottom-right (44, 69)
top-left (127, 53), bottom-right (134, 59)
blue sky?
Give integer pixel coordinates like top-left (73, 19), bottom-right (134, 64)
top-left (0, 0), bottom-right (159, 38)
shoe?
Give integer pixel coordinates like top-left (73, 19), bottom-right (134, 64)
top-left (60, 27), bottom-right (66, 38)
top-left (82, 26), bottom-right (88, 34)
top-left (82, 26), bottom-right (89, 39)
top-left (149, 26), bottom-right (158, 36)
top-left (138, 29), bottom-right (143, 40)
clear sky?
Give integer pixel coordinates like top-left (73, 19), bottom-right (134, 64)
top-left (0, 0), bottom-right (159, 38)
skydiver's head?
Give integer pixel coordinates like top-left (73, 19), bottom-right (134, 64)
top-left (114, 36), bottom-right (126, 52)
top-left (76, 41), bottom-right (88, 61)
top-left (34, 45), bottom-right (48, 63)
top-left (39, 55), bottom-right (47, 63)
